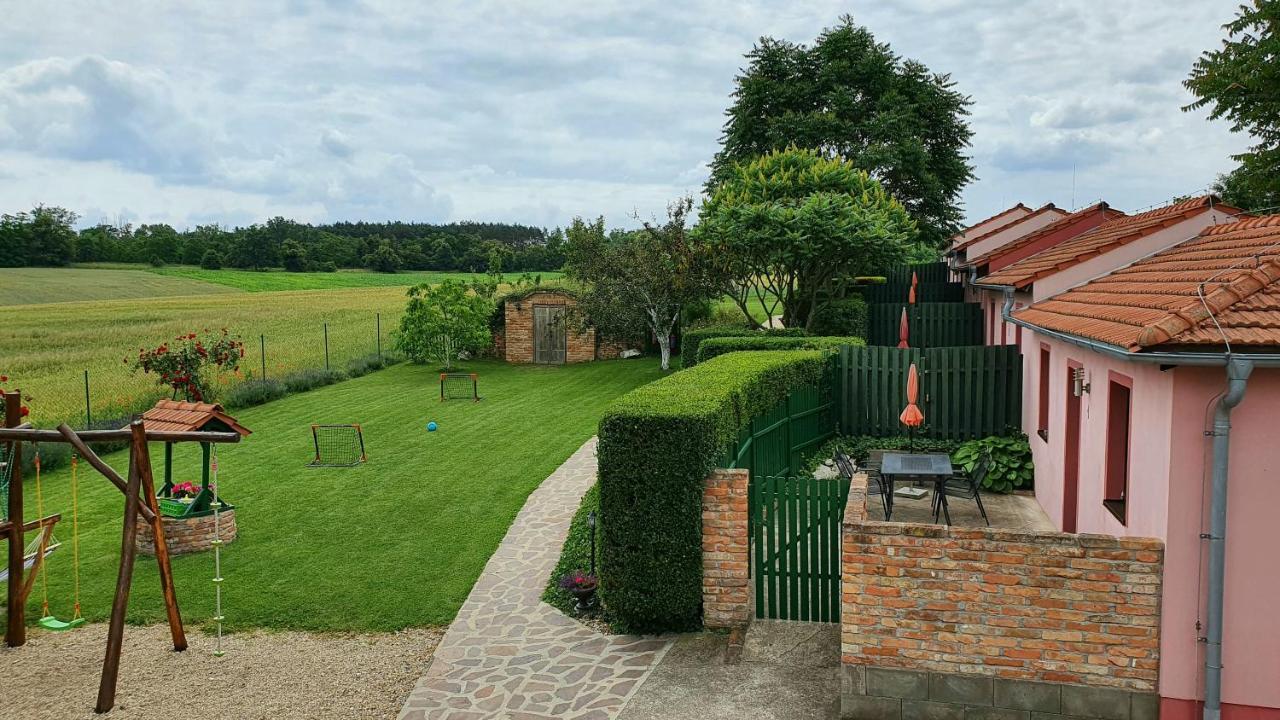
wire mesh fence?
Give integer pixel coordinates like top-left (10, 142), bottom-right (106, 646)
top-left (11, 312), bottom-right (399, 430)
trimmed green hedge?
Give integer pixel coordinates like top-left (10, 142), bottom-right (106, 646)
top-left (598, 350), bottom-right (828, 633)
top-left (695, 335), bottom-right (863, 365)
top-left (679, 324), bottom-right (807, 368)
top-left (810, 296), bottom-right (869, 338)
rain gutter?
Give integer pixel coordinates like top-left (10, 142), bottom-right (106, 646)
top-left (993, 286), bottom-right (1270, 719)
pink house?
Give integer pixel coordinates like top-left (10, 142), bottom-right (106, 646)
top-left (976, 196), bottom-right (1241, 348)
top-left (1006, 215), bottom-right (1280, 720)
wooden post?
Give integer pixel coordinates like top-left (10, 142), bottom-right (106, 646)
top-left (96, 423), bottom-right (145, 714)
top-left (135, 427), bottom-right (187, 652)
top-left (4, 391), bottom-right (25, 647)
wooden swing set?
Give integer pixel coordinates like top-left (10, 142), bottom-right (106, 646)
top-left (1, 391), bottom-right (244, 714)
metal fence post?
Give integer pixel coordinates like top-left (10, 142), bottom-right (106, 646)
top-left (324, 323), bottom-right (330, 370)
top-left (260, 335), bottom-right (267, 380)
top-left (83, 369), bottom-right (92, 428)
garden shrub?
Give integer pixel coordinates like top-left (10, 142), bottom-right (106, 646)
top-left (953, 434), bottom-right (1033, 493)
top-left (224, 378), bottom-right (288, 409)
top-left (694, 335), bottom-right (863, 365)
top-left (679, 324), bottom-right (807, 368)
top-left (282, 367), bottom-right (348, 394)
top-left (809, 296), bottom-right (869, 338)
top-left (598, 349), bottom-right (828, 633)
top-left (542, 483), bottom-right (602, 616)
top-left (345, 353), bottom-right (397, 378)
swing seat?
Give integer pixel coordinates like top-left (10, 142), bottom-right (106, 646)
top-left (37, 615), bottom-right (86, 632)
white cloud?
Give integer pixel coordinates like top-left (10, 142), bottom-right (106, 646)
top-left (0, 1), bottom-right (1256, 229)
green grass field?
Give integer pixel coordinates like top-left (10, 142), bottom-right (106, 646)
top-left (149, 266), bottom-right (563, 293)
top-left (0, 267), bottom-right (239, 306)
top-left (15, 359), bottom-right (665, 632)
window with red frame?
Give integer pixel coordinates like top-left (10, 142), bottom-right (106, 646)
top-left (1037, 344), bottom-right (1050, 440)
top-left (1104, 378), bottom-right (1132, 524)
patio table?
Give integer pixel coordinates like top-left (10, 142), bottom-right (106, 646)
top-left (880, 452), bottom-right (954, 523)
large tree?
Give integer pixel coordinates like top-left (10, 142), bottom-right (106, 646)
top-left (709, 16), bottom-right (973, 249)
top-left (697, 147), bottom-right (916, 331)
top-left (1185, 1), bottom-right (1280, 210)
top-left (563, 198), bottom-right (719, 370)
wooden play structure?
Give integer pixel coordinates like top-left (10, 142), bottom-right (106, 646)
top-left (141, 400), bottom-right (251, 518)
top-left (1, 390), bottom-right (245, 714)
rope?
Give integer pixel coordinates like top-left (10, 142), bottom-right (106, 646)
top-left (71, 455), bottom-right (81, 620)
top-left (211, 445), bottom-right (225, 658)
top-left (33, 448), bottom-right (50, 618)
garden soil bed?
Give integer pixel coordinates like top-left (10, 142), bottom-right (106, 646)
top-left (0, 622), bottom-right (443, 719)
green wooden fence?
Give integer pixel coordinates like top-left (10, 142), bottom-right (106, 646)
top-left (722, 380), bottom-right (837, 479)
top-left (835, 344), bottom-right (1022, 440)
top-left (884, 261), bottom-right (950, 285)
top-left (751, 474), bottom-right (849, 622)
top-left (859, 281), bottom-right (965, 304)
top-left (866, 302), bottom-right (984, 348)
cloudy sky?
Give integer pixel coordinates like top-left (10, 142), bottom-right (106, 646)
top-left (0, 1), bottom-right (1250, 232)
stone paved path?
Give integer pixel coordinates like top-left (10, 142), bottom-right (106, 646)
top-left (398, 438), bottom-right (673, 720)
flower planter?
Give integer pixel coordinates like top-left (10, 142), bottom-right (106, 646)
top-left (569, 583), bottom-right (598, 614)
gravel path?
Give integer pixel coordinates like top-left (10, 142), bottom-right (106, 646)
top-left (0, 623), bottom-right (442, 719)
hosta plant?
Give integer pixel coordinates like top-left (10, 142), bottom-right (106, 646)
top-left (953, 434), bottom-right (1033, 494)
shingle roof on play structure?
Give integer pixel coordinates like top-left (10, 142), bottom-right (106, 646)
top-left (139, 400), bottom-right (252, 436)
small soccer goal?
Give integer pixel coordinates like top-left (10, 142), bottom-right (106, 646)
top-left (308, 424), bottom-right (367, 467)
top-left (440, 373), bottom-right (481, 402)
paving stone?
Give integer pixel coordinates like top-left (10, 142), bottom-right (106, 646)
top-left (867, 667), bottom-right (931, 699)
top-left (396, 439), bottom-right (673, 719)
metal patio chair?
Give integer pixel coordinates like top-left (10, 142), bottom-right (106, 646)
top-left (932, 452), bottom-right (991, 526)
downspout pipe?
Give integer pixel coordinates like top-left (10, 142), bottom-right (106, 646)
top-left (1203, 356), bottom-right (1253, 720)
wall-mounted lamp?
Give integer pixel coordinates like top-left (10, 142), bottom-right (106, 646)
top-left (1072, 367), bottom-right (1091, 397)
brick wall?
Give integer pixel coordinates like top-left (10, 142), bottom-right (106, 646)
top-left (503, 291), bottom-right (599, 363)
top-left (702, 468), bottom-right (750, 629)
top-left (841, 473), bottom-right (1163, 694)
top-left (137, 510), bottom-right (237, 556)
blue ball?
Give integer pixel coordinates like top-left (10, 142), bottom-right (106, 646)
top-left (427, 421), bottom-right (438, 431)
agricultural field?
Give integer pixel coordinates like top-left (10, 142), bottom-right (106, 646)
top-left (0, 266), bottom-right (565, 426)
top-left (0, 267), bottom-right (237, 306)
top-left (148, 266), bottom-right (563, 293)
top-left (14, 358), bottom-right (666, 632)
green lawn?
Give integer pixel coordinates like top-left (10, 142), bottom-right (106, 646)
top-left (15, 358), bottom-right (664, 632)
top-left (149, 266), bottom-right (564, 293)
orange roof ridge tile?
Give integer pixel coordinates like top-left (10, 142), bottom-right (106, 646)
top-left (951, 203), bottom-right (1063, 253)
top-left (955, 203), bottom-right (1030, 236)
top-left (1135, 260), bottom-right (1280, 347)
top-left (965, 202), bottom-right (1123, 267)
top-left (1201, 214), bottom-right (1280, 236)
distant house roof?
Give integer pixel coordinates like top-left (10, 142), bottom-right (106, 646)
top-left (950, 203), bottom-right (1065, 254)
top-left (964, 202), bottom-right (1126, 269)
top-left (979, 196), bottom-right (1241, 289)
top-left (949, 203), bottom-right (1032, 246)
top-left (1013, 215), bottom-right (1280, 351)
top-left (140, 400), bottom-right (252, 436)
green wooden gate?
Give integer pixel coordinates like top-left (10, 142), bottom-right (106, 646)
top-left (751, 474), bottom-right (849, 622)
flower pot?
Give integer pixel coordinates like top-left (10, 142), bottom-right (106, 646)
top-left (569, 584), bottom-right (597, 614)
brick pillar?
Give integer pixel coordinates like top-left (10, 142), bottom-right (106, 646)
top-left (702, 468), bottom-right (750, 629)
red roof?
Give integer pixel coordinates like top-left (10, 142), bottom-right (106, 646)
top-left (140, 400), bottom-right (252, 436)
top-left (964, 202), bottom-right (1127, 269)
top-left (1013, 215), bottom-right (1280, 351)
top-left (949, 203), bottom-right (1032, 245)
top-left (980, 196), bottom-right (1241, 289)
top-left (951, 203), bottom-right (1065, 254)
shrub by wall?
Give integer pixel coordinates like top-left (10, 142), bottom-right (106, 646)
top-left (598, 350), bottom-right (828, 633)
top-left (679, 325), bottom-right (807, 368)
top-left (810, 296), bottom-right (869, 338)
top-left (695, 335), bottom-right (863, 365)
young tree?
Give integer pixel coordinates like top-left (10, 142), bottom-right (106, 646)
top-left (564, 198), bottom-right (719, 370)
top-left (394, 280), bottom-right (493, 370)
top-left (709, 16), bottom-right (973, 249)
top-left (697, 147), bottom-right (915, 331)
top-left (1185, 1), bottom-right (1280, 210)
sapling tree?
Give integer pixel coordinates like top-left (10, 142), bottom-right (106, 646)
top-left (395, 280), bottom-right (493, 370)
top-left (563, 198), bottom-right (718, 370)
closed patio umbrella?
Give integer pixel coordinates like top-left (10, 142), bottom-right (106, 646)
top-left (897, 307), bottom-right (910, 349)
top-left (900, 363), bottom-right (925, 450)
top-left (909, 271), bottom-right (918, 304)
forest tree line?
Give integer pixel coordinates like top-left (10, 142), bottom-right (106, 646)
top-left (0, 205), bottom-right (566, 273)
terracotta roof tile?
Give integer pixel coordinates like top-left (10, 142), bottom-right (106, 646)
top-left (140, 399), bottom-right (252, 436)
top-left (1013, 215), bottom-right (1280, 350)
top-left (950, 203), bottom-right (1031, 244)
top-left (980, 196), bottom-right (1241, 289)
top-left (951, 203), bottom-right (1065, 253)
top-left (964, 202), bottom-right (1126, 268)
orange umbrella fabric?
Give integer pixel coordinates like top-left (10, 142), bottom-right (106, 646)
top-left (897, 307), bottom-right (910, 349)
top-left (900, 363), bottom-right (924, 427)
top-left (909, 284), bottom-right (916, 304)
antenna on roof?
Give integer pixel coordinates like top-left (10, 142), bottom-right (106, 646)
top-left (1071, 161), bottom-right (1077, 210)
